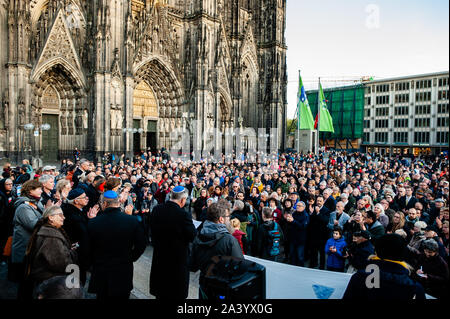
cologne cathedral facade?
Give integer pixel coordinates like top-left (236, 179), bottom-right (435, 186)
top-left (0, 0), bottom-right (287, 162)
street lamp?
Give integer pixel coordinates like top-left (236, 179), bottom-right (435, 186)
top-left (36, 123), bottom-right (51, 167)
top-left (22, 123), bottom-right (34, 162)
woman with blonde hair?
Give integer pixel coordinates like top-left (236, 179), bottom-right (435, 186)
top-left (362, 195), bottom-right (374, 211)
top-left (386, 212), bottom-right (406, 234)
top-left (54, 179), bottom-right (71, 204)
top-left (230, 218), bottom-right (247, 254)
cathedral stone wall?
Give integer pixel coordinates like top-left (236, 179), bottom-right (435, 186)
top-left (0, 0), bottom-right (287, 163)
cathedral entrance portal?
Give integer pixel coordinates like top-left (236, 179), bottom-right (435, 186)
top-left (42, 114), bottom-right (59, 162)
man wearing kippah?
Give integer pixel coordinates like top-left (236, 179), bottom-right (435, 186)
top-left (87, 190), bottom-right (146, 299)
top-left (149, 185), bottom-right (197, 299)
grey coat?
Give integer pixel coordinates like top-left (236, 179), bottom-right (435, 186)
top-left (12, 197), bottom-right (44, 263)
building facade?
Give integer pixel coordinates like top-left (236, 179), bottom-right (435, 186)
top-left (362, 71), bottom-right (449, 156)
top-left (0, 0), bottom-right (287, 163)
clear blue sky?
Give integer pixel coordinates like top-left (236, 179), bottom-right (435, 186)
top-left (285, 0), bottom-right (450, 118)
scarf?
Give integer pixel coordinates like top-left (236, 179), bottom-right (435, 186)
top-left (369, 255), bottom-right (410, 272)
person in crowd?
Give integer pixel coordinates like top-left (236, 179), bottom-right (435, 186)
top-left (308, 196), bottom-right (330, 270)
top-left (328, 201), bottom-right (350, 232)
top-left (149, 186), bottom-right (197, 300)
top-left (54, 179), bottom-right (71, 204)
top-left (14, 165), bottom-right (31, 185)
top-left (325, 226), bottom-right (347, 272)
top-left (190, 199), bottom-right (243, 299)
top-left (0, 178), bottom-right (16, 263)
top-left (39, 175), bottom-right (56, 207)
top-left (343, 234), bottom-right (425, 300)
top-left (386, 211), bottom-right (405, 234)
top-left (255, 207), bottom-right (284, 262)
top-left (413, 239), bottom-right (449, 299)
top-left (72, 159), bottom-right (90, 188)
top-left (285, 201), bottom-right (309, 266)
top-left (87, 191), bottom-right (146, 299)
top-left (231, 218), bottom-right (247, 255)
top-left (361, 210), bottom-right (385, 242)
top-left (10, 180), bottom-right (44, 299)
top-left (25, 206), bottom-right (77, 297)
top-left (344, 230), bottom-right (374, 273)
top-left (373, 203), bottom-right (389, 229)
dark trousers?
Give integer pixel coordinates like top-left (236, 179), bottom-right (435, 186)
top-left (290, 244), bottom-right (305, 267)
top-left (309, 240), bottom-right (326, 269)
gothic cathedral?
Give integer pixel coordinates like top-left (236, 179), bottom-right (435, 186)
top-left (0, 0), bottom-right (287, 162)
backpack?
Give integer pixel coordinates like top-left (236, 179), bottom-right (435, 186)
top-left (267, 222), bottom-right (281, 257)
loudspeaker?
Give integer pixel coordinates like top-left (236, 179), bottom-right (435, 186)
top-left (201, 256), bottom-right (266, 300)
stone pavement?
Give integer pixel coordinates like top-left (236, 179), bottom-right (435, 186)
top-left (130, 245), bottom-right (200, 299)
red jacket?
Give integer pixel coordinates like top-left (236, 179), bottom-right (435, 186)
top-left (232, 229), bottom-right (246, 254)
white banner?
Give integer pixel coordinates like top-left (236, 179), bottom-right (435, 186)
top-left (244, 256), bottom-right (434, 299)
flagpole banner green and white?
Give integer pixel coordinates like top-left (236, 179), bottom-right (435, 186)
top-left (297, 72), bottom-right (315, 130)
top-left (318, 82), bottom-right (335, 133)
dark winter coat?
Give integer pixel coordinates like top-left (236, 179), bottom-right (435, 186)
top-left (87, 207), bottom-right (146, 297)
top-left (28, 225), bottom-right (77, 284)
top-left (413, 253), bottom-right (449, 299)
top-left (190, 220), bottom-right (243, 276)
top-left (308, 206), bottom-right (331, 243)
top-left (255, 220), bottom-right (284, 261)
top-left (347, 240), bottom-right (375, 271)
top-left (0, 182), bottom-right (16, 240)
top-left (61, 203), bottom-right (90, 269)
top-left (343, 259), bottom-right (426, 300)
top-left (287, 210), bottom-right (309, 246)
top-left (149, 201), bottom-right (197, 299)
top-left (367, 220), bottom-right (386, 242)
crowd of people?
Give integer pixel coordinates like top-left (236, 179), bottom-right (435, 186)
top-left (0, 148), bottom-right (448, 299)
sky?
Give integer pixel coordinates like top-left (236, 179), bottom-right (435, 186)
top-left (285, 0), bottom-right (450, 118)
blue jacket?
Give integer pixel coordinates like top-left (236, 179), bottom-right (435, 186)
top-left (325, 237), bottom-right (347, 269)
top-left (287, 210), bottom-right (309, 246)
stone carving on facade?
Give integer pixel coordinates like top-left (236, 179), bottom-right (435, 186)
top-left (17, 89), bottom-right (26, 128)
top-left (60, 111), bottom-right (67, 135)
top-left (67, 110), bottom-right (74, 135)
top-left (1, 90), bottom-right (8, 130)
top-left (83, 109), bottom-right (88, 132)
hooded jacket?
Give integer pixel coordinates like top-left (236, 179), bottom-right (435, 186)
top-left (190, 220), bottom-right (243, 276)
top-left (325, 236), bottom-right (347, 269)
top-left (12, 197), bottom-right (44, 263)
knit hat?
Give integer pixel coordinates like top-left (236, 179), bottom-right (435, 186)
top-left (68, 188), bottom-right (85, 200)
top-left (375, 234), bottom-right (407, 261)
top-left (354, 230), bottom-right (371, 240)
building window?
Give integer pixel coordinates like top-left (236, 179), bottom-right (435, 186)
top-left (376, 95), bottom-right (389, 105)
top-left (395, 94), bottom-right (409, 104)
top-left (394, 119), bottom-right (408, 128)
top-left (394, 132), bottom-right (408, 143)
top-left (414, 118), bottom-right (430, 127)
top-left (437, 117), bottom-right (449, 127)
top-left (395, 82), bottom-right (410, 91)
top-left (436, 131), bottom-right (449, 144)
top-left (375, 107), bottom-right (389, 116)
top-left (437, 103), bottom-right (449, 113)
top-left (438, 90), bottom-right (449, 100)
top-left (414, 131), bottom-right (430, 144)
top-left (375, 132), bottom-right (388, 143)
top-left (394, 106), bottom-right (408, 116)
top-left (363, 132), bottom-right (370, 142)
top-left (415, 105), bottom-right (431, 115)
top-left (438, 78), bottom-right (449, 87)
top-left (415, 91), bottom-right (432, 102)
top-left (376, 84), bottom-right (389, 93)
top-left (365, 97), bottom-right (371, 105)
top-left (416, 80), bottom-right (432, 89)
top-left (364, 109), bottom-right (371, 117)
top-left (364, 120), bottom-right (371, 128)
top-left (375, 119), bottom-right (389, 128)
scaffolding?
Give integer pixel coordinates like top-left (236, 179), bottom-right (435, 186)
top-left (307, 84), bottom-right (365, 150)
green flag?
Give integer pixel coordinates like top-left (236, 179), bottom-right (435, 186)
top-left (297, 72), bottom-right (315, 130)
top-left (318, 83), bottom-right (335, 133)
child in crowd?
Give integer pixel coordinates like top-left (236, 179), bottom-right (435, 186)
top-left (325, 226), bottom-right (347, 272)
top-left (231, 218), bottom-right (247, 255)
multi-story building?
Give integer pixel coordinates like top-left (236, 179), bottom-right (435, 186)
top-left (362, 71), bottom-right (449, 156)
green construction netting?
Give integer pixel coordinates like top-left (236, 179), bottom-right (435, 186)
top-left (307, 84), bottom-right (365, 140)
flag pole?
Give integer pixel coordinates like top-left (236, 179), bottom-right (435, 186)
top-left (316, 77), bottom-right (321, 156)
top-left (297, 70), bottom-right (301, 153)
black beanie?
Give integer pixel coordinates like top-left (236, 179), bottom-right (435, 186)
top-left (375, 234), bottom-right (407, 261)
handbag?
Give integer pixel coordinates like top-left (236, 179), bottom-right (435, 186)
top-left (2, 236), bottom-right (12, 257)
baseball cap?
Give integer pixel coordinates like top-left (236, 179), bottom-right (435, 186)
top-left (43, 165), bottom-right (56, 171)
